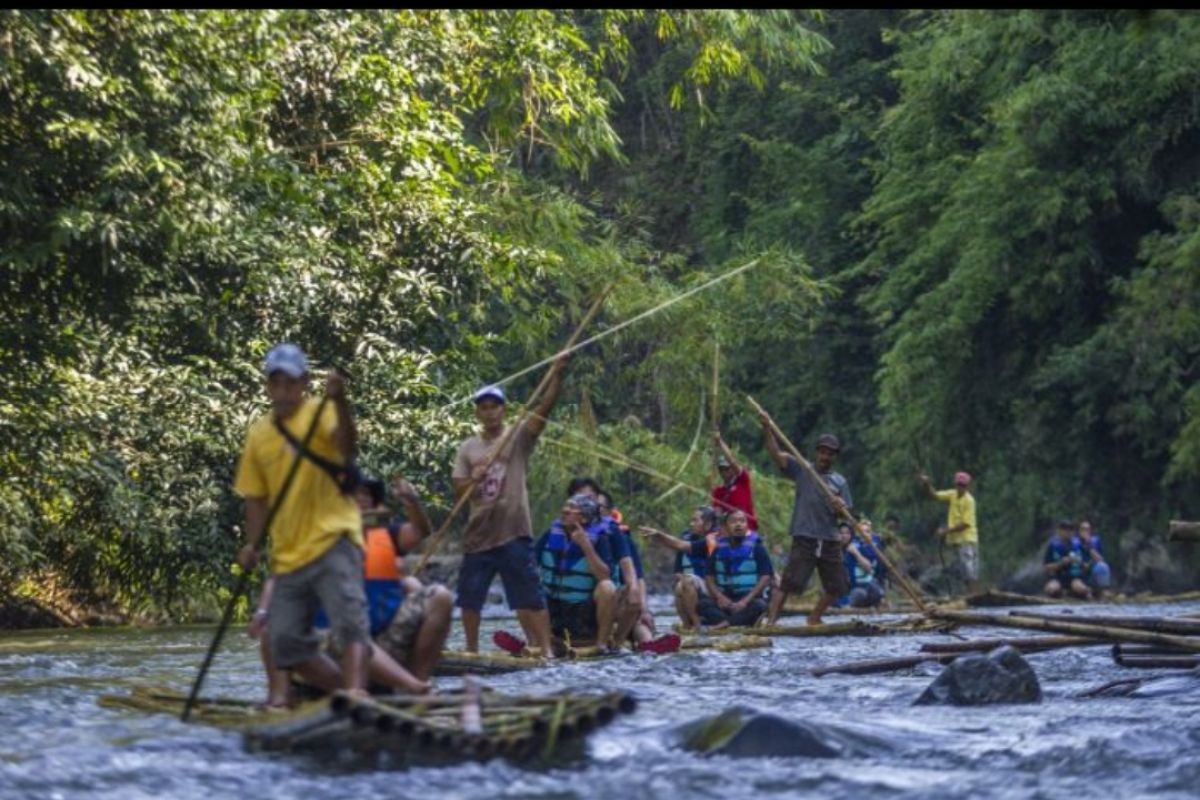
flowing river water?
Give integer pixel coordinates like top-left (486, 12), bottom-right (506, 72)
top-left (2, 598), bottom-right (1199, 799)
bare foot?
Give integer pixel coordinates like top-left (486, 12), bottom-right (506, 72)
top-left (806, 613), bottom-right (823, 627)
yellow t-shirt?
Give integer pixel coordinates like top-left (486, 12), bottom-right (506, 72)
top-left (935, 489), bottom-right (977, 545)
top-left (234, 396), bottom-right (363, 574)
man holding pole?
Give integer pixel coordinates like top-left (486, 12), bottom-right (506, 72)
top-left (759, 410), bottom-right (852, 627)
top-left (452, 355), bottom-right (569, 655)
top-left (234, 343), bottom-right (370, 705)
top-left (919, 471), bottom-right (979, 595)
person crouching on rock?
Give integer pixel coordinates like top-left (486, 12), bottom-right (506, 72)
top-left (698, 510), bottom-right (775, 629)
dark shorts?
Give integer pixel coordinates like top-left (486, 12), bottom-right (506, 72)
top-left (781, 537), bottom-right (849, 597)
top-left (847, 581), bottom-right (885, 608)
top-left (547, 598), bottom-right (599, 643)
top-left (456, 536), bottom-right (545, 611)
top-left (697, 595), bottom-right (767, 627)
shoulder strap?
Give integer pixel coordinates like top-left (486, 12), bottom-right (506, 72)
top-left (273, 414), bottom-right (359, 493)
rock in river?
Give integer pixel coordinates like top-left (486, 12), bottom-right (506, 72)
top-left (675, 706), bottom-right (856, 758)
top-left (915, 645), bottom-right (1041, 706)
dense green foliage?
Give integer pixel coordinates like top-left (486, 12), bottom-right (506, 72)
top-left (2, 10), bottom-right (1198, 618)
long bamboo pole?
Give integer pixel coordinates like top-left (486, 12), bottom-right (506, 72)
top-left (1006, 611), bottom-right (1200, 636)
top-left (1168, 520), bottom-right (1200, 541)
top-left (933, 609), bottom-right (1200, 653)
top-left (412, 286), bottom-right (612, 577)
top-left (747, 395), bottom-right (930, 613)
top-left (919, 635), bottom-right (1104, 654)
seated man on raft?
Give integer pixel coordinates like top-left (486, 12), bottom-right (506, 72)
top-left (532, 493), bottom-right (620, 653)
top-left (250, 474), bottom-right (453, 702)
top-left (639, 505), bottom-right (720, 630)
top-left (697, 509), bottom-right (775, 629)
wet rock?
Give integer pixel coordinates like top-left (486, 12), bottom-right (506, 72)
top-left (1000, 558), bottom-right (1048, 596)
top-left (915, 645), bottom-right (1041, 706)
top-left (674, 706), bottom-right (847, 758)
top-left (1118, 529), bottom-right (1193, 594)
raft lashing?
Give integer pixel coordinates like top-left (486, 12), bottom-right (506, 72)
top-left (100, 686), bottom-right (637, 764)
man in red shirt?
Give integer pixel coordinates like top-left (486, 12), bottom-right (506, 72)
top-left (711, 431), bottom-right (758, 532)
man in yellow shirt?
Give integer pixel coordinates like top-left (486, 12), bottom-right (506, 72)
top-left (234, 343), bottom-right (369, 707)
top-left (919, 471), bottom-right (979, 594)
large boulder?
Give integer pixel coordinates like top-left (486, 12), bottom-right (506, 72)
top-left (999, 557), bottom-right (1048, 596)
top-left (915, 645), bottom-right (1041, 706)
top-left (674, 706), bottom-right (864, 759)
top-left (1118, 529), bottom-right (1193, 593)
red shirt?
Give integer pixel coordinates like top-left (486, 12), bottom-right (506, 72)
top-left (711, 468), bottom-right (758, 531)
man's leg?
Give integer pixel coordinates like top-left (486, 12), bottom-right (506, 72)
top-left (456, 550), bottom-right (497, 653)
top-left (408, 586), bottom-right (453, 680)
top-left (1044, 579), bottom-right (1063, 597)
top-left (766, 588), bottom-right (789, 626)
top-left (611, 584), bottom-right (643, 647)
top-left (367, 643), bottom-right (427, 693)
top-left (268, 561), bottom-right (344, 695)
top-left (810, 539), bottom-right (848, 626)
top-left (498, 537), bottom-right (554, 657)
top-left (594, 580), bottom-right (617, 645)
top-left (311, 538), bottom-right (370, 694)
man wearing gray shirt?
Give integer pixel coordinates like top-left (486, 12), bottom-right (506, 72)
top-left (758, 409), bottom-right (851, 626)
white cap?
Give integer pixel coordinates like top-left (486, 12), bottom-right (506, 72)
top-left (263, 343), bottom-right (308, 378)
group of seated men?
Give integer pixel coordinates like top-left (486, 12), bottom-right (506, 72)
top-left (1042, 518), bottom-right (1111, 599)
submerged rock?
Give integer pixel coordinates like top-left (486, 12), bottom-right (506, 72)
top-left (915, 645), bottom-right (1041, 706)
top-left (674, 706), bottom-right (848, 758)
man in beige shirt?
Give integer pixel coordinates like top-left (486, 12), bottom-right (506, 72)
top-left (452, 355), bottom-right (568, 654)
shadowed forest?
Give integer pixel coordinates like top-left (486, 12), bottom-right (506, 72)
top-left (2, 10), bottom-right (1198, 621)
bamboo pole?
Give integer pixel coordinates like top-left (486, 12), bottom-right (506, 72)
top-left (811, 653), bottom-right (956, 677)
top-left (413, 285), bottom-right (612, 577)
top-left (1112, 654), bottom-right (1200, 669)
top-left (1168, 520), bottom-right (1200, 541)
top-left (919, 635), bottom-right (1104, 654)
top-left (747, 395), bottom-right (930, 613)
top-left (1006, 611), bottom-right (1200, 636)
top-left (932, 609), bottom-right (1200, 653)
top-left (1112, 643), bottom-right (1194, 657)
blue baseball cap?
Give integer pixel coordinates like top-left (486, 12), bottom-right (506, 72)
top-left (263, 343), bottom-right (308, 378)
top-left (473, 384), bottom-right (506, 404)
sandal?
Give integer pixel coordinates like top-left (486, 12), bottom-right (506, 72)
top-left (636, 632), bottom-right (682, 655)
top-left (492, 630), bottom-right (526, 655)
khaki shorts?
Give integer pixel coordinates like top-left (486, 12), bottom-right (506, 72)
top-left (324, 584), bottom-right (439, 666)
top-left (781, 536), bottom-right (849, 597)
top-left (953, 543), bottom-right (979, 582)
top-left (269, 536), bottom-right (368, 669)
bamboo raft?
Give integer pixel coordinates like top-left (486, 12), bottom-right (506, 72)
top-left (100, 685), bottom-right (637, 763)
top-left (434, 635), bottom-right (772, 676)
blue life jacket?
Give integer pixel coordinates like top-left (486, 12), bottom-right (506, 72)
top-left (315, 527), bottom-right (404, 636)
top-left (711, 539), bottom-right (761, 600)
top-left (1045, 536), bottom-right (1084, 580)
top-left (539, 519), bottom-right (609, 604)
top-left (677, 532), bottom-right (709, 578)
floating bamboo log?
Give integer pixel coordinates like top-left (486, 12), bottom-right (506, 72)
top-left (1006, 611), bottom-right (1200, 635)
top-left (1168, 520), bottom-right (1200, 541)
top-left (963, 590), bottom-right (1064, 608)
top-left (1112, 643), bottom-right (1194, 657)
top-left (918, 635), bottom-right (1105, 654)
top-left (811, 653), bottom-right (956, 677)
top-left (932, 609), bottom-right (1200, 653)
top-left (1112, 653), bottom-right (1200, 669)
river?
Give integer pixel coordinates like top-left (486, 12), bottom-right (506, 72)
top-left (2, 599), bottom-right (1199, 799)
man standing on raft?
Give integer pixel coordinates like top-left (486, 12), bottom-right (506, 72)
top-left (452, 355), bottom-right (569, 655)
top-left (759, 410), bottom-right (852, 627)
